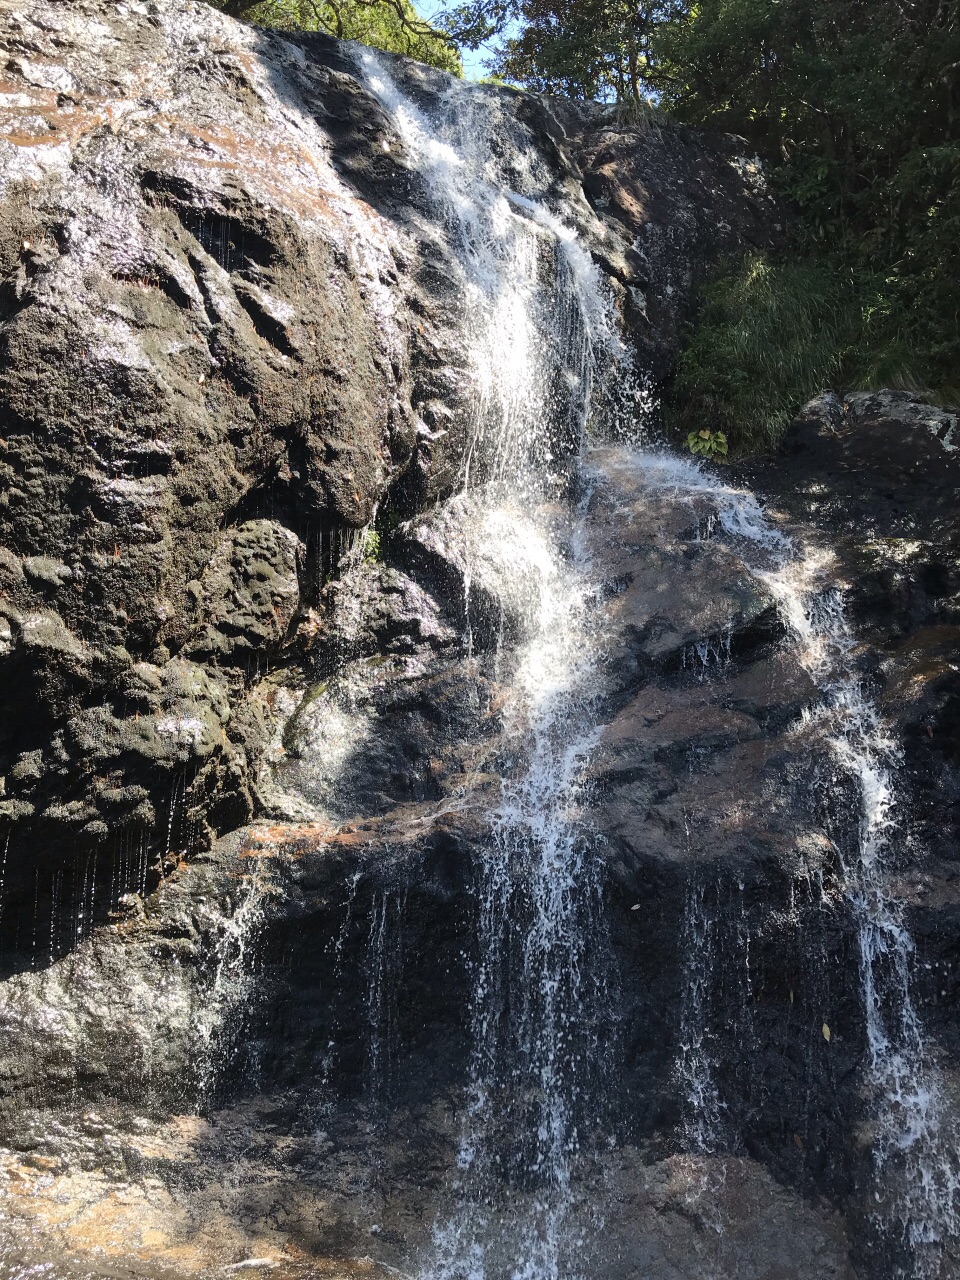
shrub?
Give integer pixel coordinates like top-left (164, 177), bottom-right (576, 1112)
top-left (667, 254), bottom-right (945, 455)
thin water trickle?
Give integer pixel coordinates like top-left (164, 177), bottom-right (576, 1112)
top-left (366, 885), bottom-right (393, 1123)
top-left (681, 626), bottom-right (733, 683)
top-left (0, 831), bottom-right (9, 930)
top-left (315, 869), bottom-right (364, 1120)
top-left (627, 446), bottom-right (960, 1278)
top-left (676, 877), bottom-right (724, 1155)
top-left (192, 859), bottom-right (268, 1106)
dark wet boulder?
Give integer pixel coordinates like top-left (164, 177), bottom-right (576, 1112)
top-left (181, 520), bottom-right (304, 664)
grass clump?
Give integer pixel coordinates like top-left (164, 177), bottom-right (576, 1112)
top-left (362, 528), bottom-right (382, 565)
top-left (669, 256), bottom-right (851, 451)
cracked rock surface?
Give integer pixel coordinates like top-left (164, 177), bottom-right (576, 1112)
top-left (0, 0), bottom-right (774, 911)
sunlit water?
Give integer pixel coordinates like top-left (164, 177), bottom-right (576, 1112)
top-left (3, 43), bottom-right (953, 1280)
top-left (358, 46), bottom-right (960, 1280)
top-left (614, 447), bottom-right (960, 1279)
top-left (360, 52), bottom-right (635, 1280)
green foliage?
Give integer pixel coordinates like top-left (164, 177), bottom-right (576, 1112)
top-left (490, 1), bottom-right (683, 102)
top-left (436, 0), bottom-right (519, 49)
top-left (686, 428), bottom-right (728, 461)
top-left (362, 527), bottom-right (382, 564)
top-left (652, 0), bottom-right (960, 446)
top-left (670, 256), bottom-right (856, 449)
top-left (209, 0), bottom-right (462, 73)
top-left (669, 252), bottom-right (947, 452)
top-left (438, 0), bottom-right (960, 448)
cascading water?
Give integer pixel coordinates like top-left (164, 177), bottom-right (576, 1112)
top-left (675, 875), bottom-right (725, 1155)
top-left (423, 503), bottom-right (611, 1280)
top-left (12, 11), bottom-right (960, 1280)
top-left (356, 52), bottom-right (960, 1280)
top-left (359, 54), bottom-right (633, 1280)
top-left (191, 857), bottom-right (268, 1105)
top-left (612, 448), bottom-right (960, 1279)
top-left (360, 56), bottom-right (623, 492)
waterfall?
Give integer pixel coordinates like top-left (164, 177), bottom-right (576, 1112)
top-left (355, 52), bottom-right (959, 1278)
top-left (675, 875), bottom-right (725, 1154)
top-left (359, 54), bottom-right (633, 1280)
top-left (191, 856), bottom-right (268, 1106)
top-left (614, 448), bottom-right (960, 1279)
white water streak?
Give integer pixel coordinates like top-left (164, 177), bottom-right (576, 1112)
top-left (361, 51), bottom-right (627, 496)
top-left (676, 878), bottom-right (725, 1154)
top-left (627, 446), bottom-right (959, 1277)
top-left (192, 859), bottom-right (267, 1105)
top-left (359, 53), bottom-right (627, 1280)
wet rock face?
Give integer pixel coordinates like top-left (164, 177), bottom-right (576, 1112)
top-left (0, 448), bottom-right (862, 1279)
top-left (182, 520), bottom-right (304, 664)
top-left (740, 390), bottom-right (960, 656)
top-left (567, 117), bottom-right (780, 384)
top-left (0, 0), bottom-right (775, 944)
top-left (4, 3), bottom-right (944, 1279)
top-left (0, 0), bottom-right (422, 924)
top-left (737, 390), bottom-right (960, 1050)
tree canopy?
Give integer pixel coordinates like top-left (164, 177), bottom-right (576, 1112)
top-left (446, 0), bottom-right (959, 442)
top-left (209, 0), bottom-right (462, 73)
top-left (490, 1), bottom-right (685, 103)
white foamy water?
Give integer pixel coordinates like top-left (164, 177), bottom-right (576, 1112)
top-left (361, 51), bottom-right (631, 498)
top-left (358, 46), bottom-right (960, 1280)
top-left (192, 858), bottom-right (268, 1105)
top-left (359, 53), bottom-right (630, 1280)
top-left (424, 495), bottom-right (610, 1280)
top-left (621, 446), bottom-right (960, 1278)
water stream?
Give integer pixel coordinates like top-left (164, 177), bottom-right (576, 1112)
top-left (358, 51), bottom-right (960, 1280)
top-left (360, 54), bottom-right (630, 1280)
top-left (618, 449), bottom-right (960, 1279)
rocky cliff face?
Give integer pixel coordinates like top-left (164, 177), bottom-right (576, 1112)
top-left (0, 3), bottom-right (958, 1280)
top-left (0, 0), bottom-right (773, 922)
top-left (0, 453), bottom-right (863, 1280)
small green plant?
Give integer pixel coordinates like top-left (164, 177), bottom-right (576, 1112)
top-left (686, 428), bottom-right (729, 461)
top-left (362, 528), bottom-right (382, 565)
